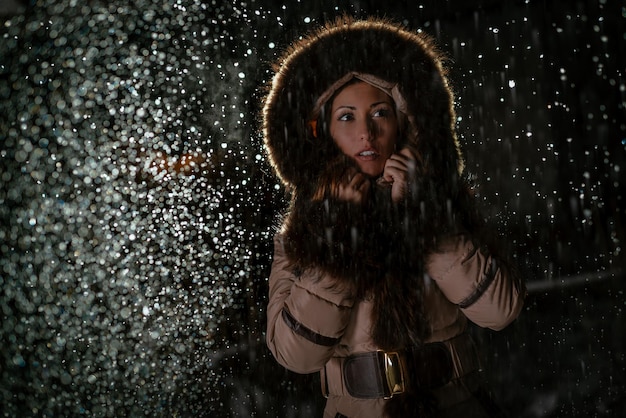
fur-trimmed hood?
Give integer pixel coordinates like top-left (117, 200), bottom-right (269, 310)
top-left (262, 16), bottom-right (464, 195)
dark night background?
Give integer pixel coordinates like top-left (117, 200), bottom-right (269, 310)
top-left (1, 0), bottom-right (624, 417)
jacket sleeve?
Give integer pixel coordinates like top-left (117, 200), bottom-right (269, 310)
top-left (265, 234), bottom-right (354, 374)
top-left (425, 233), bottom-right (526, 331)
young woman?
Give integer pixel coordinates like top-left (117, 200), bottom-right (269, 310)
top-left (261, 17), bottom-right (525, 418)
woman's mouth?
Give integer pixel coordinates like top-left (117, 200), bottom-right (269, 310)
top-left (356, 149), bottom-right (379, 160)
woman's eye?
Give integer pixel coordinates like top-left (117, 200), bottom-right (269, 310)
top-left (372, 108), bottom-right (391, 118)
top-left (337, 112), bottom-right (354, 121)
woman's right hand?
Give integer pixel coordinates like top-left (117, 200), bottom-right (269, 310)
top-left (332, 168), bottom-right (371, 205)
top-left (382, 147), bottom-right (418, 202)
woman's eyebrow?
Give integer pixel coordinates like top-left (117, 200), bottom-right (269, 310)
top-left (370, 101), bottom-right (391, 108)
top-left (332, 105), bottom-right (356, 113)
top-left (333, 101), bottom-right (391, 111)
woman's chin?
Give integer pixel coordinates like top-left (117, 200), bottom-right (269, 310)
top-left (363, 170), bottom-right (383, 179)
top-left (357, 165), bottom-right (384, 178)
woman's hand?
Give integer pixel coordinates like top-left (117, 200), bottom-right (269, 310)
top-left (382, 147), bottom-right (418, 202)
top-left (332, 168), bottom-right (371, 205)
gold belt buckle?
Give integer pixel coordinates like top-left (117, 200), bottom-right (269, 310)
top-left (380, 351), bottom-right (406, 399)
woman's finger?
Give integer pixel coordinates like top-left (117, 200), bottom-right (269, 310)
top-left (333, 171), bottom-right (370, 204)
top-left (349, 172), bottom-right (367, 189)
top-left (398, 147), bottom-right (417, 160)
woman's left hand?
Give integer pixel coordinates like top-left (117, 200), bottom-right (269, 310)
top-left (332, 168), bottom-right (371, 205)
top-left (382, 147), bottom-right (418, 202)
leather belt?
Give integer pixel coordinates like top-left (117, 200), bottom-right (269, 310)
top-left (320, 333), bottom-right (481, 399)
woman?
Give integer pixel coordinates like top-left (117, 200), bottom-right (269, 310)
top-left (261, 17), bottom-right (525, 418)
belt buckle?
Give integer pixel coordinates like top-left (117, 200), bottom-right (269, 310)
top-left (378, 351), bottom-right (405, 399)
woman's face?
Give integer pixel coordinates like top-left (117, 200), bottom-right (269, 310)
top-left (329, 81), bottom-right (398, 178)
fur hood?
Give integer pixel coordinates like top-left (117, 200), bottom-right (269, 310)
top-left (262, 16), bottom-right (464, 194)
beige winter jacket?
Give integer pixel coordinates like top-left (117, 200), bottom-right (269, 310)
top-left (266, 232), bottom-right (525, 418)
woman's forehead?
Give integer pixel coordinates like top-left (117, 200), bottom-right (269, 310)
top-left (331, 82), bottom-right (394, 109)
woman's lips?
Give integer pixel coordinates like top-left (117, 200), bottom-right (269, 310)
top-left (355, 149), bottom-right (379, 161)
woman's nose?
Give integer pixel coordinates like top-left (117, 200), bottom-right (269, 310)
top-left (357, 118), bottom-right (375, 142)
